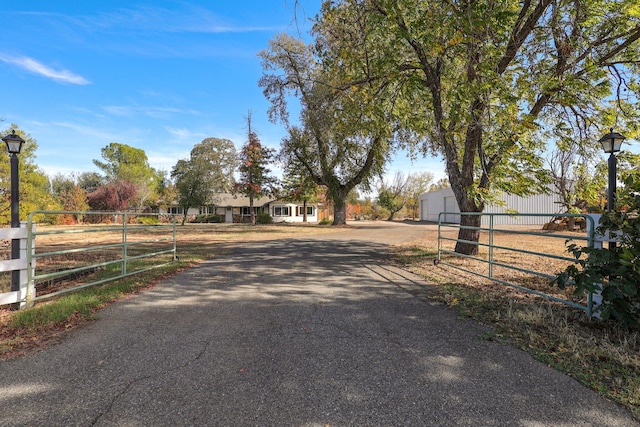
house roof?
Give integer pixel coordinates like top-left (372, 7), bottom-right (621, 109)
top-left (214, 193), bottom-right (275, 207)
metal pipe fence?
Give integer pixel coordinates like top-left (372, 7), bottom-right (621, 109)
top-left (436, 212), bottom-right (596, 316)
top-left (21, 211), bottom-right (177, 307)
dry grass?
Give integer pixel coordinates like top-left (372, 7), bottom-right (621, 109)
top-left (392, 225), bottom-right (640, 419)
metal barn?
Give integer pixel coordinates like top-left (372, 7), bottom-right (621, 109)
top-left (418, 187), bottom-right (562, 225)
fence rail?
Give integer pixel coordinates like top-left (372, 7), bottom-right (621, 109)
top-left (0, 225), bottom-right (30, 307)
top-left (0, 211), bottom-right (177, 309)
top-left (436, 212), bottom-right (597, 316)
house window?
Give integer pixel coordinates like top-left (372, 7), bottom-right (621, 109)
top-left (241, 207), bottom-right (259, 216)
top-left (168, 206), bottom-right (183, 215)
top-left (199, 205), bottom-right (215, 215)
top-left (273, 206), bottom-right (290, 216)
top-left (297, 206), bottom-right (314, 216)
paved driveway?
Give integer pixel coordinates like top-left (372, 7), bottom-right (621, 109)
top-left (0, 222), bottom-right (637, 426)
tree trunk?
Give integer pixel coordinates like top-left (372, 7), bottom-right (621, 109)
top-left (333, 197), bottom-right (347, 225)
top-left (454, 213), bottom-right (481, 255)
top-left (449, 173), bottom-right (484, 255)
top-left (303, 199), bottom-right (308, 223)
top-left (249, 194), bottom-right (255, 225)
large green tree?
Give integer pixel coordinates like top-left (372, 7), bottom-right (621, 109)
top-left (93, 142), bottom-right (163, 209)
top-left (312, 0), bottom-right (640, 253)
top-left (171, 158), bottom-right (217, 225)
top-left (170, 137), bottom-right (238, 225)
top-left (259, 33), bottom-right (400, 225)
top-left (189, 137), bottom-right (238, 193)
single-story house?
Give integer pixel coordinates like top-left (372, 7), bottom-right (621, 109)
top-left (419, 187), bottom-right (562, 226)
top-left (166, 193), bottom-right (320, 223)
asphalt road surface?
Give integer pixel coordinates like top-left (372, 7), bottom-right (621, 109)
top-left (0, 221), bottom-right (637, 426)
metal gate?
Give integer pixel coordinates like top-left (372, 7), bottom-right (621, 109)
top-left (436, 212), bottom-right (597, 315)
top-left (0, 211), bottom-right (177, 309)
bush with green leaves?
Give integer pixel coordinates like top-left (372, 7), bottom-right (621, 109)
top-left (554, 173), bottom-right (640, 327)
top-left (256, 212), bottom-right (273, 225)
top-left (193, 214), bottom-right (223, 223)
top-left (137, 216), bottom-right (159, 225)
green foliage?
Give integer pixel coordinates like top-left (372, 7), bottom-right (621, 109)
top-left (93, 143), bottom-right (157, 184)
top-left (171, 158), bottom-right (216, 225)
top-left (77, 172), bottom-right (104, 192)
top-left (50, 173), bottom-right (90, 217)
top-left (193, 214), bottom-right (223, 223)
top-left (256, 212), bottom-right (273, 225)
top-left (137, 216), bottom-right (159, 225)
top-left (405, 172), bottom-right (434, 220)
top-left (377, 171), bottom-right (409, 220)
top-left (377, 189), bottom-right (404, 219)
top-left (554, 172), bottom-right (640, 327)
top-left (93, 142), bottom-right (164, 208)
top-left (259, 32), bottom-right (399, 225)
top-left (171, 137), bottom-right (238, 225)
top-left (319, 218), bottom-right (331, 225)
top-left (311, 0), bottom-right (640, 252)
top-left (189, 137), bottom-right (238, 193)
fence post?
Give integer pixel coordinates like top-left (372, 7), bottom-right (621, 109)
top-left (172, 215), bottom-right (178, 261)
top-left (122, 212), bottom-right (128, 276)
top-left (25, 222), bottom-right (36, 308)
top-left (14, 222), bottom-right (33, 309)
top-left (488, 214), bottom-right (494, 279)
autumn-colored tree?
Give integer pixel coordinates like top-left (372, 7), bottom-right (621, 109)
top-left (235, 114), bottom-right (277, 225)
top-left (51, 173), bottom-right (90, 223)
top-left (87, 180), bottom-right (137, 212)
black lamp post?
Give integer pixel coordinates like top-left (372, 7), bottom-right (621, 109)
top-left (598, 128), bottom-right (625, 251)
top-left (2, 130), bottom-right (25, 305)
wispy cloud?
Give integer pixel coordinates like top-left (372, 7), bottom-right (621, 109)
top-left (165, 127), bottom-right (206, 140)
top-left (84, 5), bottom-right (282, 35)
top-left (0, 54), bottom-right (90, 85)
top-left (102, 105), bottom-right (202, 119)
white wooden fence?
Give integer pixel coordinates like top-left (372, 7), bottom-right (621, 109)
top-left (0, 223), bottom-right (34, 309)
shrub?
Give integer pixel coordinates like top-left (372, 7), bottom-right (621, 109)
top-left (138, 216), bottom-right (159, 225)
top-left (193, 214), bottom-right (223, 223)
top-left (256, 212), bottom-right (273, 224)
top-left (554, 173), bottom-right (640, 327)
top-left (319, 218), bottom-right (331, 225)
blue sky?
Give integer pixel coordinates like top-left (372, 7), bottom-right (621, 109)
top-left (0, 0), bottom-right (446, 185)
